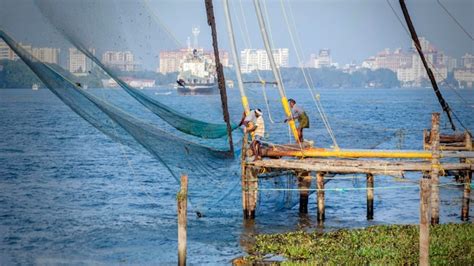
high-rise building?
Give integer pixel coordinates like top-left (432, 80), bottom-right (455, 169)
top-left (32, 47), bottom-right (60, 64)
top-left (240, 48), bottom-right (289, 73)
top-left (69, 48), bottom-right (95, 75)
top-left (102, 51), bottom-right (139, 72)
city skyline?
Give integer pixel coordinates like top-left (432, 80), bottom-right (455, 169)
top-left (1, 0), bottom-right (472, 70)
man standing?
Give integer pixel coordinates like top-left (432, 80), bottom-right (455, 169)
top-left (244, 109), bottom-right (265, 160)
top-left (284, 99), bottom-right (309, 142)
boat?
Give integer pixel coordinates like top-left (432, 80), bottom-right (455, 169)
top-left (175, 48), bottom-right (218, 95)
top-left (32, 83), bottom-right (39, 90)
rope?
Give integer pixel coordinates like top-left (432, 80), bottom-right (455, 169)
top-left (385, 0), bottom-right (472, 135)
top-left (280, 0), bottom-right (339, 149)
top-left (234, 0), bottom-right (275, 124)
top-left (436, 0), bottom-right (474, 41)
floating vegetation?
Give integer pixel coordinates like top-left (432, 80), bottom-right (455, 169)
top-left (242, 224), bottom-right (474, 265)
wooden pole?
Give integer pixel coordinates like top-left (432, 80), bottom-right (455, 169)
top-left (246, 167), bottom-right (258, 219)
top-left (430, 113), bottom-right (440, 225)
top-left (461, 168), bottom-right (471, 221)
top-left (367, 173), bottom-right (374, 220)
top-left (241, 133), bottom-right (249, 218)
top-left (420, 176), bottom-right (431, 266)
top-left (297, 171), bottom-right (312, 214)
top-left (317, 172), bottom-right (325, 223)
top-left (177, 175), bottom-right (188, 266)
top-left (205, 0), bottom-right (234, 155)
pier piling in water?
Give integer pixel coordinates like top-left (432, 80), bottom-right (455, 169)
top-left (297, 171), bottom-right (311, 214)
top-left (419, 176), bottom-right (431, 266)
top-left (317, 172), bottom-right (325, 223)
top-left (430, 113), bottom-right (441, 225)
top-left (461, 168), bottom-right (471, 221)
top-left (177, 175), bottom-right (188, 266)
top-left (367, 173), bottom-right (374, 220)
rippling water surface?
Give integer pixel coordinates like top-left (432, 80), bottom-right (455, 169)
top-left (0, 87), bottom-right (473, 264)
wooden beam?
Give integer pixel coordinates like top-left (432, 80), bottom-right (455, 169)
top-left (249, 159), bottom-right (473, 175)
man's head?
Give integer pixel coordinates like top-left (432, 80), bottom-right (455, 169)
top-left (288, 99), bottom-right (296, 108)
top-left (255, 108), bottom-right (263, 118)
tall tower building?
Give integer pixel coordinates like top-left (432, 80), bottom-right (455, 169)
top-left (192, 26), bottom-right (200, 49)
top-left (69, 48), bottom-right (95, 75)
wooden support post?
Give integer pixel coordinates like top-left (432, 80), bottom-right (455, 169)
top-left (317, 172), bottom-right (325, 223)
top-left (177, 175), bottom-right (188, 266)
top-left (430, 113), bottom-right (440, 225)
top-left (297, 171), bottom-right (312, 214)
top-left (420, 176), bottom-right (431, 266)
top-left (461, 169), bottom-right (471, 221)
top-left (245, 167), bottom-right (258, 219)
top-left (241, 133), bottom-right (249, 219)
top-left (367, 173), bottom-right (374, 220)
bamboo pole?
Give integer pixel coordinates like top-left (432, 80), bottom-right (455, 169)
top-left (317, 172), bottom-right (325, 223)
top-left (253, 0), bottom-right (300, 142)
top-left (430, 113), bottom-right (440, 225)
top-left (297, 171), bottom-right (311, 214)
top-left (367, 173), bottom-right (374, 220)
top-left (223, 0), bottom-right (250, 115)
top-left (461, 168), bottom-right (471, 221)
top-left (177, 175), bottom-right (188, 266)
top-left (420, 176), bottom-right (431, 266)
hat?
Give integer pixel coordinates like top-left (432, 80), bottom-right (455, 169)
top-left (255, 109), bottom-right (263, 115)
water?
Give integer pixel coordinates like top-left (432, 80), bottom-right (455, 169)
top-left (0, 87), bottom-right (473, 264)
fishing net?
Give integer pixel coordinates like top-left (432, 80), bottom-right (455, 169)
top-left (35, 0), bottom-right (236, 140)
top-left (0, 29), bottom-right (240, 213)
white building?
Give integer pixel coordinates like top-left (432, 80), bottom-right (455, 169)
top-left (102, 51), bottom-right (139, 72)
top-left (240, 48), bottom-right (289, 73)
top-left (101, 77), bottom-right (155, 89)
top-left (69, 48), bottom-right (95, 75)
top-left (32, 47), bottom-right (60, 64)
top-left (310, 49), bottom-right (332, 68)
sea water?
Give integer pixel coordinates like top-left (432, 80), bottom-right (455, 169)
top-left (0, 87), bottom-right (473, 264)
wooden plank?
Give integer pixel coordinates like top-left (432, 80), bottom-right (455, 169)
top-left (249, 159), bottom-right (474, 174)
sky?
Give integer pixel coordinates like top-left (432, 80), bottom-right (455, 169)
top-left (0, 0), bottom-right (473, 70)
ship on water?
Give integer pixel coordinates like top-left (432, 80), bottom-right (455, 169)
top-left (175, 27), bottom-right (218, 95)
top-left (175, 48), bottom-right (217, 95)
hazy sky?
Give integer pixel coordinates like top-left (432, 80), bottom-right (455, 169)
top-left (1, 0), bottom-right (473, 69)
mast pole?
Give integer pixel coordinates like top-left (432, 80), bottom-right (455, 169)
top-left (253, 0), bottom-right (300, 142)
top-left (223, 0), bottom-right (250, 115)
top-left (399, 0), bottom-right (456, 131)
top-left (205, 0), bottom-right (234, 155)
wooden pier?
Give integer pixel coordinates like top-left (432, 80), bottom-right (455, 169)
top-left (241, 113), bottom-right (473, 222)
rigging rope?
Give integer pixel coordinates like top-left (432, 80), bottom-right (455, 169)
top-left (385, 0), bottom-right (472, 135)
top-left (280, 0), bottom-right (339, 149)
top-left (234, 0), bottom-right (276, 124)
top-left (436, 0), bottom-right (474, 42)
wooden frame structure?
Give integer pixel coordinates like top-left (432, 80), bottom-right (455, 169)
top-left (241, 113), bottom-right (473, 222)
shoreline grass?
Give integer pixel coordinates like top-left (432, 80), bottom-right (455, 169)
top-left (240, 223), bottom-right (473, 265)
